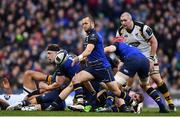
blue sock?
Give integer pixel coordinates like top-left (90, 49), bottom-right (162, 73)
top-left (74, 83), bottom-right (84, 105)
top-left (105, 91), bottom-right (114, 107)
top-left (146, 87), bottom-right (165, 109)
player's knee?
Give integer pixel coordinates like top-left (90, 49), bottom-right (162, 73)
top-left (71, 76), bottom-right (79, 84)
top-left (111, 89), bottom-right (120, 96)
top-left (140, 83), bottom-right (150, 91)
top-left (72, 74), bottom-right (82, 84)
top-left (35, 96), bottom-right (43, 104)
top-left (151, 75), bottom-right (163, 85)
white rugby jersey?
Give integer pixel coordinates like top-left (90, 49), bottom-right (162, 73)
top-left (116, 21), bottom-right (154, 58)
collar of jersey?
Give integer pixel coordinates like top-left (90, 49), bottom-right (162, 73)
top-left (86, 28), bottom-right (95, 35)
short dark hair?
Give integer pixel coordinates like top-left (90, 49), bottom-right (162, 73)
top-left (46, 44), bottom-right (60, 51)
top-left (83, 14), bottom-right (95, 24)
top-left (136, 92), bottom-right (144, 103)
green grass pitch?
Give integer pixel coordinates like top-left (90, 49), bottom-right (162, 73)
top-left (0, 108), bottom-right (179, 116)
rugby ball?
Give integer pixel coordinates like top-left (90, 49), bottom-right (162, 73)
top-left (55, 50), bottom-right (68, 65)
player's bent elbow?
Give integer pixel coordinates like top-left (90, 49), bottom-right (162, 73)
top-left (24, 70), bottom-right (35, 77)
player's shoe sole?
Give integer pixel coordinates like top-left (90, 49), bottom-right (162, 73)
top-left (169, 104), bottom-right (177, 112)
top-left (95, 107), bottom-right (112, 112)
top-left (21, 106), bottom-right (39, 111)
top-left (6, 102), bottom-right (22, 111)
top-left (67, 105), bottom-right (84, 112)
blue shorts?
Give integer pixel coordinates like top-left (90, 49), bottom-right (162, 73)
top-left (84, 67), bottom-right (115, 83)
top-left (36, 89), bottom-right (66, 110)
top-left (120, 54), bottom-right (149, 79)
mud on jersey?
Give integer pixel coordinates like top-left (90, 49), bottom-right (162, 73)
top-left (116, 21), bottom-right (154, 58)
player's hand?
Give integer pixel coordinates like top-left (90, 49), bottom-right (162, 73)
top-left (149, 59), bottom-right (154, 72)
top-left (71, 56), bottom-right (79, 66)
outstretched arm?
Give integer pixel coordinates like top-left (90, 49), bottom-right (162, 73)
top-left (80, 44), bottom-right (95, 60)
top-left (104, 45), bottom-right (117, 53)
top-left (72, 44), bottom-right (95, 66)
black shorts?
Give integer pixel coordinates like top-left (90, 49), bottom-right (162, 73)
top-left (84, 67), bottom-right (115, 83)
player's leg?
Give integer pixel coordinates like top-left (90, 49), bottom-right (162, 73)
top-left (21, 102), bottom-right (59, 111)
top-left (95, 67), bottom-right (138, 112)
top-left (105, 81), bottom-right (135, 106)
top-left (150, 64), bottom-right (176, 111)
top-left (36, 89), bottom-right (66, 111)
top-left (114, 71), bottom-right (129, 88)
top-left (10, 82), bottom-right (49, 110)
top-left (71, 70), bottom-right (94, 105)
top-left (140, 78), bottom-right (168, 113)
top-left (138, 59), bottom-right (168, 113)
top-left (112, 62), bottom-right (140, 107)
top-left (46, 82), bottom-right (74, 111)
top-left (112, 98), bottom-right (134, 112)
top-left (0, 98), bottom-right (10, 110)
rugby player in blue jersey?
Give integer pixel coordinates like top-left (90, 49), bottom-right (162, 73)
top-left (103, 36), bottom-right (169, 113)
top-left (7, 44), bottom-right (80, 111)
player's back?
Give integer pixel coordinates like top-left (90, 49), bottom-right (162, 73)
top-left (114, 42), bottom-right (145, 62)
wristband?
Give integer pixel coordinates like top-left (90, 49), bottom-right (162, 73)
top-left (78, 54), bottom-right (83, 61)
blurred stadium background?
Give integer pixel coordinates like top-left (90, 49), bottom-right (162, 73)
top-left (0, 0), bottom-right (179, 108)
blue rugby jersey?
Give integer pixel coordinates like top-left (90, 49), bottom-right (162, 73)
top-left (84, 29), bottom-right (110, 68)
top-left (51, 56), bottom-right (80, 82)
top-left (114, 42), bottom-right (145, 62)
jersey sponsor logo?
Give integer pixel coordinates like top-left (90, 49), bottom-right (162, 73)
top-left (129, 42), bottom-right (141, 47)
